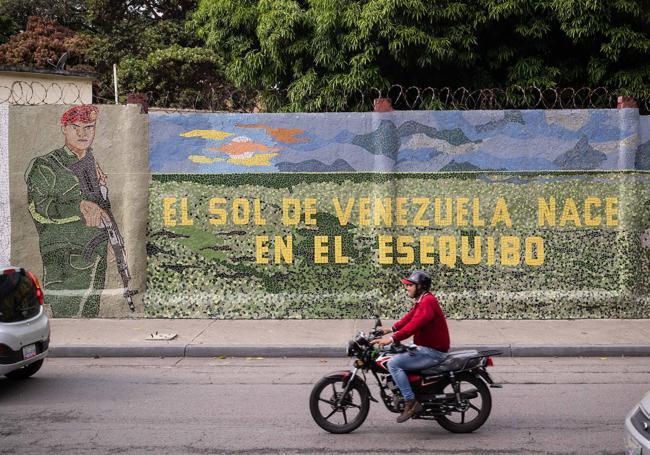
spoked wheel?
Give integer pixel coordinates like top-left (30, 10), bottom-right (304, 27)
top-left (435, 373), bottom-right (492, 433)
top-left (309, 376), bottom-right (370, 434)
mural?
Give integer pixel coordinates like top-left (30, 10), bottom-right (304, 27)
top-left (639, 116), bottom-right (650, 253)
top-left (639, 115), bottom-right (650, 170)
top-left (145, 172), bottom-right (650, 319)
top-left (146, 109), bottom-right (650, 319)
top-left (150, 110), bottom-right (638, 173)
top-left (23, 106), bottom-right (137, 317)
top-left (0, 104), bottom-right (8, 266)
top-left (4, 106), bottom-right (650, 318)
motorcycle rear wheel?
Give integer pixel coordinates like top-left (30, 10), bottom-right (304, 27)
top-left (434, 373), bottom-right (492, 433)
top-left (309, 376), bottom-right (370, 434)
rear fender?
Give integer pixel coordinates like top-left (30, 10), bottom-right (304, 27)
top-left (476, 368), bottom-right (502, 388)
top-left (324, 370), bottom-right (378, 403)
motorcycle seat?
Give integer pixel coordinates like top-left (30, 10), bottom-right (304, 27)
top-left (419, 349), bottom-right (480, 375)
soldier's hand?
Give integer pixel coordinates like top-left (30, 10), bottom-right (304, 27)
top-left (80, 200), bottom-right (110, 228)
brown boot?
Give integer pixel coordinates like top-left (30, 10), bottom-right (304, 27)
top-left (397, 399), bottom-right (423, 423)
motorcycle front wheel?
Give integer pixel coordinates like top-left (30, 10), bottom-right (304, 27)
top-left (434, 373), bottom-right (492, 433)
top-left (309, 376), bottom-right (370, 434)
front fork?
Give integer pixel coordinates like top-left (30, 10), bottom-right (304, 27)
top-left (336, 367), bottom-right (378, 406)
top-left (336, 368), bottom-right (359, 407)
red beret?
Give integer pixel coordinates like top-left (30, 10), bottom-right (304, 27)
top-left (60, 105), bottom-right (99, 125)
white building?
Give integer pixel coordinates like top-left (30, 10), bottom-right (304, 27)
top-left (0, 65), bottom-right (96, 105)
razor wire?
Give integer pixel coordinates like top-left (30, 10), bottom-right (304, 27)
top-left (117, 84), bottom-right (650, 114)
top-left (2, 80), bottom-right (650, 113)
top-left (0, 80), bottom-right (86, 105)
top-left (374, 85), bottom-right (629, 111)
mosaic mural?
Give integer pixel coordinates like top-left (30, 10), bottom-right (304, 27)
top-left (150, 109), bottom-right (640, 174)
top-left (639, 115), bottom-right (650, 170)
top-left (146, 110), bottom-right (650, 319)
top-left (0, 104), bottom-right (8, 266)
top-left (8, 105), bottom-right (148, 318)
top-left (23, 106), bottom-right (137, 317)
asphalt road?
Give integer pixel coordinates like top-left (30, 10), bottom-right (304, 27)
top-left (1, 357), bottom-right (649, 454)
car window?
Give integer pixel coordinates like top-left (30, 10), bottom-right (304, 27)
top-left (0, 271), bottom-right (41, 322)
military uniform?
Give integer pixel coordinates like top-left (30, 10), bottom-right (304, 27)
top-left (25, 146), bottom-right (108, 317)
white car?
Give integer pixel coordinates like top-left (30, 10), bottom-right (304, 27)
top-left (0, 265), bottom-right (50, 379)
top-left (625, 391), bottom-right (650, 455)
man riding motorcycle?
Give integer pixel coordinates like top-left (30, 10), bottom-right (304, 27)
top-left (371, 270), bottom-right (450, 423)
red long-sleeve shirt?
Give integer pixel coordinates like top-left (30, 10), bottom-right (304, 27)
top-left (391, 292), bottom-right (450, 352)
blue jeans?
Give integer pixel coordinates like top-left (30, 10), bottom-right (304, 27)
top-left (388, 346), bottom-right (447, 401)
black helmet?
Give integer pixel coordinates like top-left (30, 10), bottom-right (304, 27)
top-left (400, 270), bottom-right (431, 290)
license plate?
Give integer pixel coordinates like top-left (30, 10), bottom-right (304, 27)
top-left (22, 344), bottom-right (36, 360)
top-left (625, 431), bottom-right (642, 455)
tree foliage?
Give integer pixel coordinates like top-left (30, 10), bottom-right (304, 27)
top-left (192, 0), bottom-right (650, 111)
top-left (0, 16), bottom-right (93, 71)
top-left (0, 0), bottom-right (90, 31)
top-left (0, 0), bottom-right (241, 109)
top-left (119, 45), bottom-right (238, 109)
top-left (0, 15), bottom-right (19, 44)
top-left (1, 0), bottom-right (650, 111)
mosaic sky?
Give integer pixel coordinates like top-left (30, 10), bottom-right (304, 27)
top-left (150, 109), bottom-right (648, 173)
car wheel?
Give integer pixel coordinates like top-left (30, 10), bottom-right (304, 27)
top-left (5, 359), bottom-right (44, 380)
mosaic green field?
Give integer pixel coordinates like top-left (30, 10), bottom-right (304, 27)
top-left (145, 172), bottom-right (650, 319)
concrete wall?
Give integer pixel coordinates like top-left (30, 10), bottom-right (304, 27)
top-left (3, 106), bottom-right (650, 318)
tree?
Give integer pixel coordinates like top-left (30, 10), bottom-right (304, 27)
top-left (0, 0), bottom-right (242, 108)
top-left (0, 15), bottom-right (19, 44)
top-left (0, 0), bottom-right (89, 31)
top-left (0, 16), bottom-right (93, 72)
top-left (191, 0), bottom-right (650, 111)
top-left (84, 0), bottom-right (242, 108)
top-left (79, 1), bottom-right (208, 103)
top-left (118, 45), bottom-right (250, 110)
top-left (2, 0), bottom-right (649, 111)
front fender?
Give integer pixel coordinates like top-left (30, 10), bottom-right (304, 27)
top-left (325, 370), bottom-right (354, 381)
top-left (324, 370), bottom-right (378, 403)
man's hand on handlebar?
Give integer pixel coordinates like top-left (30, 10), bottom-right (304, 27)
top-left (371, 337), bottom-right (393, 347)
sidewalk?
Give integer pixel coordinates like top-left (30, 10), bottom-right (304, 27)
top-left (48, 318), bottom-right (650, 358)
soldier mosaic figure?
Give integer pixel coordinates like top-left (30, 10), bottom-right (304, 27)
top-left (25, 105), bottom-right (136, 317)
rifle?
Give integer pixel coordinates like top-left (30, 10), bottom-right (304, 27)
top-left (99, 185), bottom-right (138, 312)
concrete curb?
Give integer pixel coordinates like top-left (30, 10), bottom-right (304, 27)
top-left (47, 344), bottom-right (650, 358)
top-left (185, 345), bottom-right (345, 358)
top-left (49, 345), bottom-right (187, 358)
top-left (509, 344), bottom-right (650, 357)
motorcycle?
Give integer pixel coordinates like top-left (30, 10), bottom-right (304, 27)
top-left (309, 317), bottom-right (502, 434)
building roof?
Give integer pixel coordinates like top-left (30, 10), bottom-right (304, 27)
top-left (0, 65), bottom-right (98, 79)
